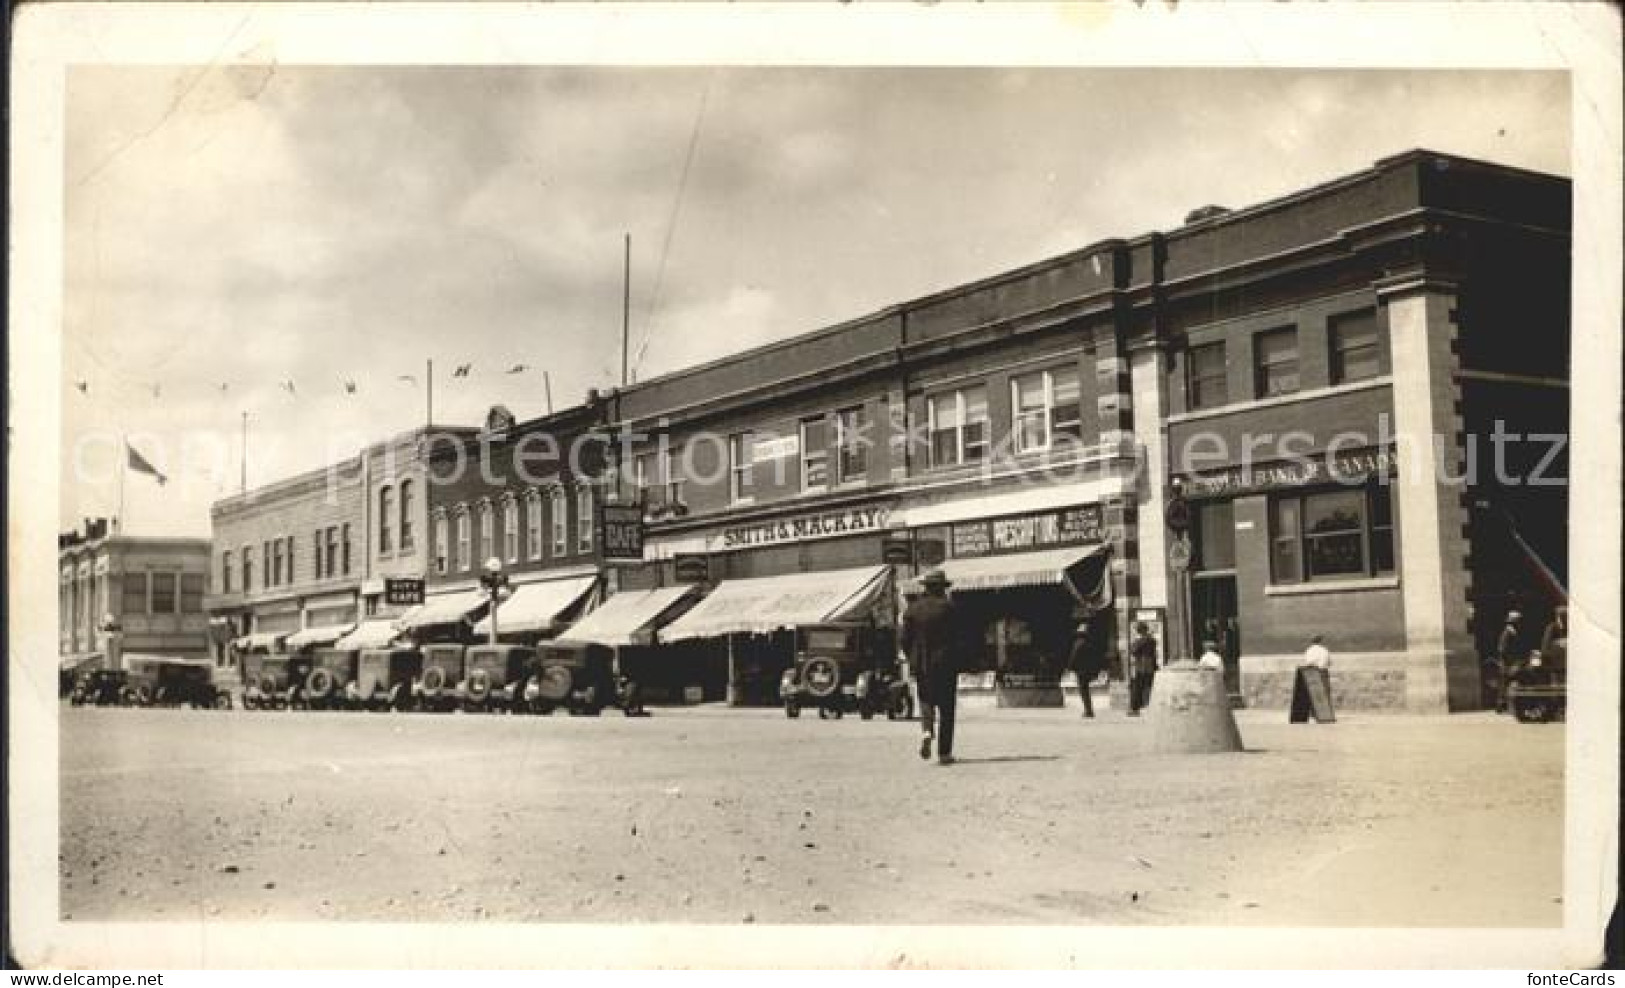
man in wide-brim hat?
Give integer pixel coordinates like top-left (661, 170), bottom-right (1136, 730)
top-left (902, 569), bottom-right (963, 764)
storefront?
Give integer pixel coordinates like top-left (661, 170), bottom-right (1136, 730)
top-left (471, 573), bottom-right (599, 644)
top-left (556, 585), bottom-right (703, 703)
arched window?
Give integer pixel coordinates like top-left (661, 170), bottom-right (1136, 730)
top-left (525, 489), bottom-right (543, 560)
top-left (576, 485), bottom-right (594, 553)
top-left (432, 509), bottom-right (449, 575)
top-left (503, 497), bottom-right (519, 563)
top-left (455, 506), bottom-right (471, 571)
top-left (549, 486), bottom-right (568, 557)
top-left (478, 500), bottom-right (494, 567)
top-left (398, 480), bottom-right (415, 551)
top-left (378, 486), bottom-right (394, 553)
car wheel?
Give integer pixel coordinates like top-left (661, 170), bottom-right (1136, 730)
top-left (214, 693), bottom-right (233, 711)
top-left (785, 702), bottom-right (800, 719)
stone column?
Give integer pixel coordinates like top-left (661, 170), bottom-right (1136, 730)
top-left (1095, 327), bottom-right (1140, 691)
top-left (1377, 275), bottom-right (1479, 711)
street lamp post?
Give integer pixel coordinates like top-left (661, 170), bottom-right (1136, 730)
top-left (480, 557), bottom-right (510, 646)
top-left (100, 613), bottom-right (123, 672)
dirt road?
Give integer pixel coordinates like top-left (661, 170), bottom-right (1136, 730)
top-left (59, 703), bottom-right (1563, 927)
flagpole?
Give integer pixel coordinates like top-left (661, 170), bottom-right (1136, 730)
top-left (118, 433), bottom-right (127, 534)
top-left (427, 359), bottom-right (434, 431)
top-left (622, 232), bottom-right (631, 388)
top-left (240, 411), bottom-right (248, 495)
top-left (543, 371), bottom-right (553, 415)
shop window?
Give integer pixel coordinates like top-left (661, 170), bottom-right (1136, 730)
top-left (1269, 485), bottom-right (1397, 584)
top-left (399, 480), bottom-right (415, 552)
top-left (836, 407), bottom-right (868, 483)
top-left (378, 486), bottom-right (394, 554)
top-left (1011, 367), bottom-right (1082, 453)
top-left (122, 572), bottom-right (150, 614)
top-left (456, 508), bottom-right (472, 570)
top-left (526, 491), bottom-right (543, 559)
top-left (729, 432), bottom-right (754, 502)
top-left (151, 572), bottom-right (179, 614)
top-left (928, 386), bottom-right (989, 468)
top-left (221, 550), bottom-right (233, 594)
top-left (801, 415), bottom-right (829, 490)
top-left (549, 488), bottom-right (568, 557)
top-left (1187, 342), bottom-right (1228, 411)
top-left (180, 573), bottom-right (205, 613)
top-left (1193, 500), bottom-right (1236, 571)
top-left (1330, 309), bottom-right (1382, 384)
top-left (577, 486), bottom-right (594, 554)
top-left (1254, 327), bottom-right (1300, 399)
top-left (434, 514), bottom-right (449, 575)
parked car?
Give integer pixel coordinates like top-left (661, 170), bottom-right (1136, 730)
top-left (780, 624), bottom-right (912, 720)
top-left (1506, 648), bottom-right (1567, 723)
top-left (356, 648), bottom-right (422, 711)
top-left (460, 644), bottom-right (534, 713)
top-left (528, 642), bottom-right (637, 716)
top-left (241, 653), bottom-right (307, 710)
top-left (415, 643), bottom-right (468, 713)
top-left (302, 649), bottom-right (362, 711)
top-left (123, 656), bottom-right (233, 709)
top-left (70, 669), bottom-right (128, 707)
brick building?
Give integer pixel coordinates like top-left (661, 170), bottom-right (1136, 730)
top-left (59, 519), bottom-right (212, 670)
top-left (597, 148), bottom-right (1568, 711)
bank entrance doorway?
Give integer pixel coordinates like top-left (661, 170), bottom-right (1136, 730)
top-left (1190, 573), bottom-right (1240, 699)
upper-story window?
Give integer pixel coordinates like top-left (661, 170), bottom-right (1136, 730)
top-left (271, 539), bottom-right (284, 586)
top-left (549, 487), bottom-right (568, 556)
top-left (1330, 309), bottom-right (1382, 384)
top-left (1011, 367), bottom-right (1082, 453)
top-left (729, 433), bottom-right (754, 502)
top-left (241, 546), bottom-right (253, 592)
top-left (181, 573), bottom-right (205, 613)
top-left (801, 415), bottom-right (829, 491)
top-left (526, 490), bottom-right (543, 559)
top-left (325, 527), bottom-right (339, 578)
top-left (477, 501), bottom-right (494, 567)
top-left (455, 508), bottom-right (471, 571)
top-left (1254, 327), bottom-right (1300, 399)
top-left (262, 540), bottom-right (271, 587)
top-left (433, 512), bottom-right (449, 575)
top-left (663, 448), bottom-right (685, 507)
top-left (341, 523), bottom-right (352, 575)
top-left (122, 572), bottom-right (150, 614)
top-left (398, 480), bottom-right (415, 552)
top-left (378, 486), bottom-right (394, 554)
top-left (221, 550), bottom-right (233, 593)
top-left (503, 497), bottom-right (519, 563)
top-left (633, 454), bottom-right (654, 505)
top-left (928, 386), bottom-right (989, 468)
top-left (1186, 342), bottom-right (1228, 411)
top-left (312, 530), bottom-right (324, 580)
top-left (285, 536), bottom-right (295, 583)
top-left (835, 407), bottom-right (868, 483)
top-left (577, 486), bottom-right (594, 553)
top-left (151, 571), bottom-right (179, 614)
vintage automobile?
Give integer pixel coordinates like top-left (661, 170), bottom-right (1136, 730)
top-left (459, 644), bottom-right (534, 713)
top-left (123, 655), bottom-right (233, 709)
top-left (301, 649), bottom-right (362, 711)
top-left (415, 643), bottom-right (468, 713)
top-left (241, 653), bottom-right (308, 711)
top-left (356, 648), bottom-right (423, 711)
top-left (527, 642), bottom-right (638, 716)
top-left (1506, 648), bottom-right (1567, 723)
top-left (780, 624), bottom-right (912, 721)
top-left (70, 669), bottom-right (128, 707)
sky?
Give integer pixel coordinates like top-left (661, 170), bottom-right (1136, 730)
top-left (60, 66), bottom-right (1570, 538)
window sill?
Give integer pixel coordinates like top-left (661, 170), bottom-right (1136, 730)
top-left (1265, 575), bottom-right (1399, 596)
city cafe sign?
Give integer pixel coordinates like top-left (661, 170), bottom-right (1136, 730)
top-left (1176, 446), bottom-right (1397, 499)
top-left (720, 505), bottom-right (892, 549)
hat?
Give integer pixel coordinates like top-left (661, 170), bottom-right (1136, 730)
top-left (919, 569), bottom-right (952, 589)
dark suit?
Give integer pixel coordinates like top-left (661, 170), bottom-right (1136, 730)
top-left (902, 592), bottom-right (961, 757)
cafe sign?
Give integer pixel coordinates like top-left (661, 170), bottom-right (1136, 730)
top-left (950, 504), bottom-right (1105, 559)
top-left (721, 505), bottom-right (891, 549)
top-left (597, 503), bottom-right (646, 561)
top-left (1177, 446), bottom-right (1397, 499)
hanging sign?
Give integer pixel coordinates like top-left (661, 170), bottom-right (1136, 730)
top-left (597, 503), bottom-right (646, 561)
top-left (674, 553), bottom-right (710, 584)
top-left (384, 578), bottom-right (425, 606)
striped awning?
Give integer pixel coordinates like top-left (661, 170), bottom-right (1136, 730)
top-left (332, 618), bottom-right (402, 652)
top-left (472, 575), bottom-right (597, 636)
top-left (285, 623), bottom-right (356, 650)
top-left (910, 544), bottom-right (1111, 596)
top-left (399, 589), bottom-right (489, 631)
top-left (662, 565), bottom-right (893, 642)
top-left (557, 585), bottom-right (699, 648)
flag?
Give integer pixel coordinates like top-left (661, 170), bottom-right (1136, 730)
top-left (75, 381), bottom-right (88, 394)
top-left (1063, 544), bottom-right (1115, 615)
top-left (454, 364), bottom-right (472, 377)
top-left (507, 364), bottom-right (528, 374)
top-left (343, 380), bottom-right (357, 394)
top-left (126, 442), bottom-right (167, 486)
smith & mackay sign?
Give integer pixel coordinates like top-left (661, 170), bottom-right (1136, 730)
top-left (1176, 446), bottom-right (1397, 499)
top-left (720, 505), bottom-right (892, 549)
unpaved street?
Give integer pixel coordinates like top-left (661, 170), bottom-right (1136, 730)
top-left (59, 703), bottom-right (1563, 926)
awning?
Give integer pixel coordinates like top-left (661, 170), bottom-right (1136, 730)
top-left (60, 653), bottom-right (104, 672)
top-left (472, 576), bottom-right (597, 636)
top-left (285, 623), bottom-right (356, 650)
top-left (399, 589), bottom-right (489, 631)
top-left (910, 544), bottom-right (1112, 600)
top-left (232, 632), bottom-right (287, 653)
top-left (557, 585), bottom-right (699, 648)
top-left (121, 653), bottom-right (213, 668)
top-left (332, 618), bottom-right (402, 652)
top-left (662, 565), bottom-right (894, 642)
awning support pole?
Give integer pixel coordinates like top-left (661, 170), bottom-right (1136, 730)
top-left (726, 634), bottom-right (740, 707)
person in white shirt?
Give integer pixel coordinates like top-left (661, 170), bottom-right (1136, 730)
top-left (1197, 640), bottom-right (1224, 671)
top-left (1303, 635), bottom-right (1332, 671)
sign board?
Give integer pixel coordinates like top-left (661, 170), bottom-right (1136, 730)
top-left (383, 578), bottom-right (425, 606)
top-left (673, 553), bottom-right (710, 584)
top-left (597, 503), bottom-right (646, 562)
top-left (1290, 667), bottom-right (1337, 723)
top-left (1168, 534), bottom-right (1193, 573)
top-left (751, 434), bottom-right (799, 464)
top-left (720, 505), bottom-right (890, 550)
top-left (1176, 446), bottom-right (1397, 500)
top-left (1164, 494), bottom-right (1190, 533)
top-left (881, 535), bottom-right (914, 565)
top-left (949, 504), bottom-right (1104, 559)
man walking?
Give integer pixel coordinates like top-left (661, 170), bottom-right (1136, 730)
top-left (1495, 610), bottom-right (1527, 713)
top-left (1067, 609), bottom-right (1107, 718)
top-left (902, 569), bottom-right (961, 765)
top-left (1128, 621), bottom-right (1158, 716)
